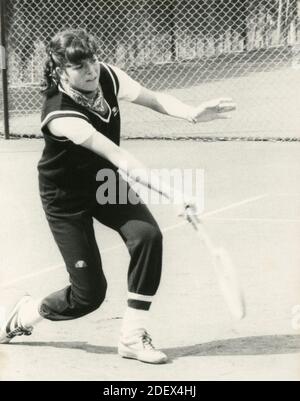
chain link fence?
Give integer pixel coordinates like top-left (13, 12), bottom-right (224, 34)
top-left (1, 0), bottom-right (300, 140)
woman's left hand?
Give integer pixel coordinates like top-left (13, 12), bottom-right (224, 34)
top-left (189, 98), bottom-right (236, 123)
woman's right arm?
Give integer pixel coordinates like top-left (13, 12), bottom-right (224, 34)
top-left (48, 117), bottom-right (189, 206)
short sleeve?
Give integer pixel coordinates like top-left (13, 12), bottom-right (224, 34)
top-left (47, 117), bottom-right (96, 145)
top-left (41, 109), bottom-right (90, 131)
top-left (41, 92), bottom-right (90, 128)
top-left (109, 65), bottom-right (142, 102)
top-left (41, 90), bottom-right (92, 143)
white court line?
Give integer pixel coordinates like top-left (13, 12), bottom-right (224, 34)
top-left (0, 193), bottom-right (267, 289)
top-left (199, 193), bottom-right (268, 219)
top-left (161, 193), bottom-right (268, 233)
top-left (271, 193), bottom-right (300, 197)
top-left (206, 217), bottom-right (300, 223)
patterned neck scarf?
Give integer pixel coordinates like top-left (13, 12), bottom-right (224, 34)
top-left (60, 83), bottom-right (106, 114)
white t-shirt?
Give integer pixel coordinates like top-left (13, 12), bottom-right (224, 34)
top-left (110, 65), bottom-right (141, 102)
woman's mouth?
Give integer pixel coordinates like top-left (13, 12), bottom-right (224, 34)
top-left (87, 77), bottom-right (97, 83)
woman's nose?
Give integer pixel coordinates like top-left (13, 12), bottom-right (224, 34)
top-left (85, 61), bottom-right (95, 75)
top-left (85, 64), bottom-right (92, 74)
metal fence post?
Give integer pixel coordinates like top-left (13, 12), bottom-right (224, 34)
top-left (0, 0), bottom-right (10, 140)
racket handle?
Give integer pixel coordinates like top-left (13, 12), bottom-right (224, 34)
top-left (185, 205), bottom-right (200, 228)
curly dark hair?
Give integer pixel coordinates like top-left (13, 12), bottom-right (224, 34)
top-left (41, 29), bottom-right (99, 95)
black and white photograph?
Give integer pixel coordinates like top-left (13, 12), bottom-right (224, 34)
top-left (0, 0), bottom-right (300, 383)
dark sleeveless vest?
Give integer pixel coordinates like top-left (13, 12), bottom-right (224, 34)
top-left (38, 63), bottom-right (121, 216)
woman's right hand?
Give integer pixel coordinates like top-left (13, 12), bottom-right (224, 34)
top-left (176, 194), bottom-right (200, 224)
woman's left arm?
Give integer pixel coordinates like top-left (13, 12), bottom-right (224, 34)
top-left (111, 65), bottom-right (236, 123)
top-left (133, 87), bottom-right (236, 124)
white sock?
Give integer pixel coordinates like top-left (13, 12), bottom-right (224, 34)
top-left (19, 298), bottom-right (44, 329)
top-left (121, 307), bottom-right (150, 337)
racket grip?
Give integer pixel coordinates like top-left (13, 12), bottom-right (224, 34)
top-left (185, 205), bottom-right (201, 230)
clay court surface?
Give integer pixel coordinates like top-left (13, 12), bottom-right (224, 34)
top-left (0, 138), bottom-right (300, 381)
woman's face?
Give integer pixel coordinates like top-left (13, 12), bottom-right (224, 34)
top-left (59, 55), bottom-right (100, 93)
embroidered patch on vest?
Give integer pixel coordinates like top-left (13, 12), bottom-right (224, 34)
top-left (75, 260), bottom-right (88, 269)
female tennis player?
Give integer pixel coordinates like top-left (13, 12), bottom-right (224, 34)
top-left (0, 29), bottom-right (235, 363)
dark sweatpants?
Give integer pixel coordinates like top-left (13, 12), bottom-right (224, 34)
top-left (39, 199), bottom-right (163, 321)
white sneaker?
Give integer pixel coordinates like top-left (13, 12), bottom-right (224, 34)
top-left (0, 296), bottom-right (34, 344)
top-left (118, 329), bottom-right (168, 364)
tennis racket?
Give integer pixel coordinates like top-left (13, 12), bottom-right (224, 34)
top-left (185, 207), bottom-right (246, 320)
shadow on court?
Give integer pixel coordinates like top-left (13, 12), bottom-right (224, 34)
top-left (14, 335), bottom-right (300, 360)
